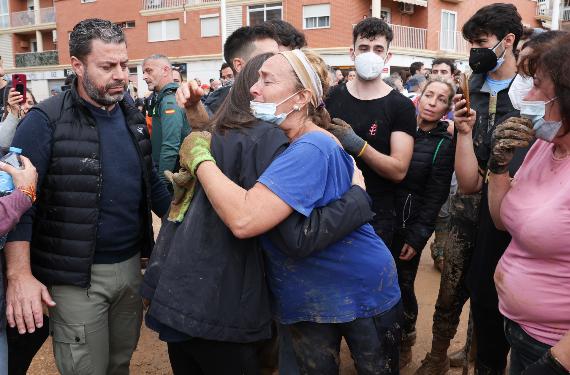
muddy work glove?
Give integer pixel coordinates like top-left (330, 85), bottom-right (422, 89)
top-left (488, 117), bottom-right (534, 174)
top-left (164, 169), bottom-right (197, 222)
top-left (328, 118), bottom-right (368, 157)
top-left (179, 131), bottom-right (215, 177)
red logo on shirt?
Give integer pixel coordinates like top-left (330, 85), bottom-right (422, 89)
top-left (369, 123), bottom-right (378, 136)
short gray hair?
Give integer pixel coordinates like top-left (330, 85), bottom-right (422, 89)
top-left (69, 19), bottom-right (125, 61)
top-left (142, 54), bottom-right (171, 66)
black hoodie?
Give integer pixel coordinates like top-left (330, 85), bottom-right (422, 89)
top-left (394, 120), bottom-right (455, 252)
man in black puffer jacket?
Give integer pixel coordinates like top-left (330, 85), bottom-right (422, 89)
top-left (4, 19), bottom-right (171, 375)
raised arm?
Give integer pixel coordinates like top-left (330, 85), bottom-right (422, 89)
top-left (175, 81), bottom-right (211, 129)
top-left (453, 95), bottom-right (483, 194)
top-left (487, 117), bottom-right (534, 230)
top-left (197, 161), bottom-right (293, 239)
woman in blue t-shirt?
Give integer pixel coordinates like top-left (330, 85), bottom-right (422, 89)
top-left (187, 49), bottom-right (402, 374)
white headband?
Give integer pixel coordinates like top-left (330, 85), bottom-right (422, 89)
top-left (280, 49), bottom-right (323, 107)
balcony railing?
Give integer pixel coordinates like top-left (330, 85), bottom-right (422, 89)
top-left (15, 50), bottom-right (59, 68)
top-left (4, 7), bottom-right (56, 29)
top-left (438, 30), bottom-right (469, 54)
top-left (390, 24), bottom-right (426, 50)
top-left (563, 8), bottom-right (570, 21)
top-left (536, 5), bottom-right (552, 19)
top-left (142, 0), bottom-right (219, 11)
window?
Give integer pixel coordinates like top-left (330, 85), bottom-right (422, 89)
top-left (31, 39), bottom-right (37, 52)
top-left (200, 15), bottom-right (219, 37)
top-left (247, 3), bottom-right (282, 26)
top-left (116, 21), bottom-right (136, 29)
top-left (80, 0), bottom-right (96, 3)
top-left (0, 0), bottom-right (8, 28)
top-left (380, 7), bottom-right (391, 24)
top-left (440, 10), bottom-right (457, 51)
top-left (148, 19), bottom-right (180, 42)
top-left (128, 67), bottom-right (137, 74)
top-left (303, 4), bottom-right (330, 29)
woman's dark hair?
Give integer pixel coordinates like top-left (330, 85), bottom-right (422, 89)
top-left (522, 33), bottom-right (570, 132)
top-left (211, 52), bottom-right (274, 133)
top-left (462, 3), bottom-right (523, 51)
top-left (520, 30), bottom-right (565, 54)
top-left (399, 69), bottom-right (411, 84)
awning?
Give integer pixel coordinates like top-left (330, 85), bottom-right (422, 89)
top-left (393, 0), bottom-right (428, 7)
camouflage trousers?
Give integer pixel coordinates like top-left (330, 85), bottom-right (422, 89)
top-left (430, 175), bottom-right (458, 262)
top-left (431, 192), bottom-right (481, 341)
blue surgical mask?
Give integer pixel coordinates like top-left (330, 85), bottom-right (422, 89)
top-left (250, 91), bottom-right (301, 125)
top-left (520, 97), bottom-right (562, 142)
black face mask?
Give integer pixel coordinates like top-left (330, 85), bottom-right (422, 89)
top-left (469, 39), bottom-right (503, 74)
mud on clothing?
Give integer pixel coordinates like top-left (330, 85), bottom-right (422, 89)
top-left (259, 131), bottom-right (401, 324)
top-left (143, 122), bottom-right (375, 344)
top-left (326, 85), bottom-right (416, 246)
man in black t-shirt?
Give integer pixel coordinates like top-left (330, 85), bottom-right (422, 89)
top-left (327, 17), bottom-right (416, 249)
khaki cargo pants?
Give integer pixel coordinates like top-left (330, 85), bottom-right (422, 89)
top-left (48, 254), bottom-right (143, 375)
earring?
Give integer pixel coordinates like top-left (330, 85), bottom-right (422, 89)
top-left (293, 104), bottom-right (300, 111)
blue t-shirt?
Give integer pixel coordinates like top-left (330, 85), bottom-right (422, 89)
top-left (486, 76), bottom-right (512, 96)
top-left (258, 131), bottom-right (401, 324)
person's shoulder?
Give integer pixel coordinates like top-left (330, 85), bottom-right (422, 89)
top-left (326, 83), bottom-right (349, 101)
top-left (294, 131), bottom-right (338, 155)
top-left (386, 89), bottom-right (415, 109)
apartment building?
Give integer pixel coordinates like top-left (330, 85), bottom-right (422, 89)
top-left (0, 0), bottom-right (540, 100)
top-left (536, 0), bottom-right (570, 30)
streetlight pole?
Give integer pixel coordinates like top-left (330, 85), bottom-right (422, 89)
top-left (221, 0), bottom-right (227, 55)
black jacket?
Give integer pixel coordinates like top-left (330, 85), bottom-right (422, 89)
top-left (29, 85), bottom-right (160, 288)
top-left (394, 121), bottom-right (455, 252)
top-left (470, 73), bottom-right (518, 172)
top-left (142, 122), bottom-right (374, 343)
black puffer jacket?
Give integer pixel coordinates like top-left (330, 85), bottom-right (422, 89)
top-left (394, 121), bottom-right (455, 251)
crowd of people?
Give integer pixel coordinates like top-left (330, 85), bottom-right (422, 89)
top-left (0, 2), bottom-right (569, 375)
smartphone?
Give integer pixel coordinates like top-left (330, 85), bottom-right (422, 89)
top-left (11, 74), bottom-right (27, 104)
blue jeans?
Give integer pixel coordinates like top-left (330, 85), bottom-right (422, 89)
top-left (504, 318), bottom-right (551, 375)
top-left (285, 301), bottom-right (403, 375)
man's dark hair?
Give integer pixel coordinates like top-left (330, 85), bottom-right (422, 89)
top-left (64, 73), bottom-right (76, 86)
top-left (69, 18), bottom-right (125, 61)
top-left (462, 3), bottom-right (523, 51)
top-left (264, 19), bottom-right (306, 49)
top-left (431, 58), bottom-right (455, 74)
top-left (410, 62), bottom-right (424, 76)
top-left (223, 25), bottom-right (275, 72)
top-left (352, 17), bottom-right (393, 47)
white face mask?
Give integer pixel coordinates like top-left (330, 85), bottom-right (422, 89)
top-left (354, 52), bottom-right (385, 81)
top-left (250, 91), bottom-right (302, 126)
top-left (520, 97), bottom-right (562, 142)
top-left (508, 74), bottom-right (534, 111)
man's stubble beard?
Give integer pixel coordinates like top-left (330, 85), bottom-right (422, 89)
top-left (82, 67), bottom-right (126, 106)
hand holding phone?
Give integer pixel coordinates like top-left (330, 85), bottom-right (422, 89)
top-left (11, 74), bottom-right (27, 104)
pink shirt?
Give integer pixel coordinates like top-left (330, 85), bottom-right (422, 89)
top-left (496, 140), bottom-right (570, 346)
